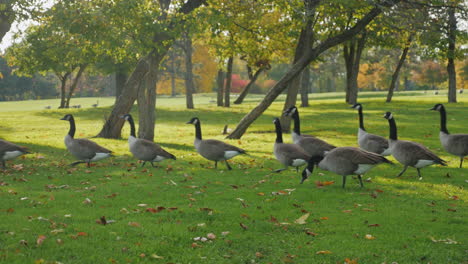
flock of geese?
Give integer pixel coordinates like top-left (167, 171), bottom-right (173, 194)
top-left (1, 103), bottom-right (467, 188)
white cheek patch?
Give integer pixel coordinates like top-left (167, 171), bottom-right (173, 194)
top-left (3, 151), bottom-right (24, 160)
top-left (291, 159), bottom-right (307, 167)
top-left (414, 160), bottom-right (435, 168)
top-left (224, 151), bottom-right (241, 159)
top-left (91, 152), bottom-right (111, 161)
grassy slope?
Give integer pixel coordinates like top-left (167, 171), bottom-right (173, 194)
top-left (0, 91), bottom-right (466, 264)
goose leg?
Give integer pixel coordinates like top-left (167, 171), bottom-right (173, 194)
top-left (342, 175), bottom-right (347, 188)
top-left (151, 162), bottom-right (159, 168)
top-left (2, 160), bottom-right (5, 169)
top-left (358, 175), bottom-right (364, 188)
top-left (274, 168), bottom-right (286, 173)
top-left (141, 161), bottom-right (146, 167)
top-left (417, 168), bottom-right (422, 179)
top-left (296, 166), bottom-right (299, 173)
top-left (87, 162), bottom-right (91, 168)
top-left (396, 166), bottom-right (408, 177)
top-left (214, 161), bottom-right (217, 169)
top-left (225, 160), bottom-right (232, 170)
top-left (70, 161), bottom-right (86, 166)
top-left (460, 157), bottom-right (464, 168)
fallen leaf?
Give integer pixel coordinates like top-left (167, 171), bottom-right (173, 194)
top-left (294, 213), bottom-right (310, 225)
top-left (364, 234), bottom-right (375, 240)
top-left (305, 230), bottom-right (317, 236)
top-left (368, 224), bottom-right (380, 227)
top-left (207, 233), bottom-right (216, 240)
top-left (128, 222), bottom-right (141, 227)
top-left (316, 250), bottom-right (332, 255)
top-left (36, 235), bottom-right (46, 246)
top-left (344, 258), bottom-right (358, 264)
top-left (77, 232), bottom-right (87, 237)
top-left (257, 192), bottom-right (265, 196)
top-left (240, 223), bottom-right (248, 230)
top-left (151, 254), bottom-right (164, 259)
top-left (255, 252), bottom-right (264, 258)
top-left (315, 181), bottom-right (335, 188)
top-left (430, 237), bottom-right (459, 244)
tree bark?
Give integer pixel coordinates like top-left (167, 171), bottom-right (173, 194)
top-left (216, 69), bottom-right (224, 106)
top-left (300, 66), bottom-right (310, 107)
top-left (234, 67), bottom-right (264, 104)
top-left (447, 6), bottom-right (457, 103)
top-left (226, 0), bottom-right (399, 139)
top-left (224, 56), bottom-right (233, 107)
top-left (57, 72), bottom-right (71, 108)
top-left (115, 68), bottom-right (127, 103)
top-left (386, 35), bottom-right (412, 102)
top-left (170, 50), bottom-right (177, 97)
top-left (344, 31), bottom-right (366, 105)
top-left (137, 54), bottom-right (160, 141)
top-left (65, 64), bottom-right (87, 108)
top-left (183, 33), bottom-right (195, 109)
top-left (96, 0), bottom-right (206, 138)
top-left (280, 12), bottom-right (314, 132)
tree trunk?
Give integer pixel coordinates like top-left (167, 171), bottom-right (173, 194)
top-left (234, 67), bottom-right (263, 104)
top-left (115, 69), bottom-right (127, 103)
top-left (0, 2), bottom-right (13, 42)
top-left (447, 6), bottom-right (457, 103)
top-left (226, 0), bottom-right (396, 139)
top-left (386, 35), bottom-right (412, 102)
top-left (216, 69), bottom-right (224, 106)
top-left (224, 56), bottom-right (233, 107)
top-left (137, 54), bottom-right (159, 141)
top-left (170, 50), bottom-right (177, 97)
top-left (280, 16), bottom-right (313, 132)
top-left (96, 0), bottom-right (206, 138)
top-left (300, 66), bottom-right (310, 107)
top-left (65, 64), bottom-right (87, 108)
top-left (58, 72), bottom-right (71, 109)
top-left (344, 31), bottom-right (366, 105)
top-left (183, 33), bottom-right (195, 109)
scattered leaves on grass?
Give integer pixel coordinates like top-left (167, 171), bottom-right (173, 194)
top-left (305, 229), bottom-right (318, 236)
top-left (294, 213), bottom-right (310, 225)
top-left (316, 250), bottom-right (332, 255)
top-left (240, 223), bottom-right (248, 230)
top-left (128, 222), bottom-right (141, 227)
top-left (146, 206), bottom-right (166, 213)
top-left (207, 233), bottom-right (216, 240)
top-left (429, 237), bottom-right (459, 244)
top-left (344, 258), bottom-right (358, 264)
top-left (315, 181), bottom-right (335, 188)
top-left (221, 231), bottom-right (230, 236)
top-left (36, 235), bottom-right (46, 246)
top-left (151, 254), bottom-right (164, 259)
top-left (364, 234), bottom-right (376, 240)
top-left (257, 192), bottom-right (265, 196)
top-left (82, 198), bottom-right (92, 204)
top-left (255, 252), bottom-right (264, 258)
top-left (19, 240), bottom-right (28, 246)
top-left (368, 224), bottom-right (380, 227)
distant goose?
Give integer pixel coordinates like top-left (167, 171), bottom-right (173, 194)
top-left (429, 103), bottom-right (468, 168)
top-left (272, 118), bottom-right (310, 173)
top-left (92, 100), bottom-right (99, 108)
top-left (186, 117), bottom-right (245, 170)
top-left (0, 140), bottom-right (30, 168)
top-left (302, 147), bottom-right (391, 188)
top-left (121, 114), bottom-right (176, 167)
top-left (283, 106), bottom-right (335, 157)
top-left (383, 112), bottom-right (446, 178)
top-left (351, 103), bottom-right (390, 155)
top-left (60, 114), bottom-right (112, 167)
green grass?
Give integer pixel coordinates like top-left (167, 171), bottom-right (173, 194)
top-left (0, 91), bottom-right (467, 264)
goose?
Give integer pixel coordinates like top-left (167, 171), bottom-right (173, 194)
top-left (383, 112), bottom-right (446, 178)
top-left (186, 117), bottom-right (245, 170)
top-left (60, 114), bottom-right (112, 167)
top-left (121, 114), bottom-right (176, 167)
top-left (272, 117), bottom-right (310, 173)
top-left (283, 106), bottom-right (336, 157)
top-left (0, 140), bottom-right (30, 168)
top-left (350, 103), bottom-right (390, 155)
top-left (429, 103), bottom-right (468, 168)
top-left (301, 147), bottom-right (392, 188)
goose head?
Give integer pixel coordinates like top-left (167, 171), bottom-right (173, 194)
top-left (283, 106), bottom-right (298, 117)
top-left (350, 103), bottom-right (362, 110)
top-left (383, 112), bottom-right (393, 120)
top-left (300, 156), bottom-right (324, 184)
top-left (186, 117), bottom-right (200, 125)
top-left (429, 103), bottom-right (444, 112)
top-left (60, 114), bottom-right (74, 121)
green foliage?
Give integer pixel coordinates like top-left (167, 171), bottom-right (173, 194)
top-left (0, 93), bottom-right (467, 263)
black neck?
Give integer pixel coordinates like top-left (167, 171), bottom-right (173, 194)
top-left (194, 121), bottom-right (202, 140)
top-left (127, 116), bottom-right (136, 137)
top-left (387, 117), bottom-right (397, 140)
top-left (68, 116), bottom-right (76, 138)
top-left (274, 121), bottom-right (283, 143)
top-left (438, 106), bottom-right (449, 134)
top-left (358, 108), bottom-right (365, 130)
top-left (292, 111), bottom-right (301, 135)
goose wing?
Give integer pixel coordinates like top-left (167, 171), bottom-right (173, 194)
top-left (0, 140), bottom-right (29, 154)
top-left (331, 147), bottom-right (391, 165)
top-left (135, 139), bottom-right (175, 160)
top-left (396, 140), bottom-right (446, 165)
top-left (360, 133), bottom-right (389, 154)
top-left (297, 136), bottom-right (336, 157)
top-left (72, 138), bottom-right (112, 159)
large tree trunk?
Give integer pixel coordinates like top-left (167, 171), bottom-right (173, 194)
top-left (280, 16), bottom-right (313, 132)
top-left (183, 33), bottom-right (195, 109)
top-left (57, 72), bottom-right (71, 109)
top-left (65, 64), bottom-right (87, 108)
top-left (216, 69), bottom-right (224, 106)
top-left (344, 31), bottom-right (366, 105)
top-left (137, 54), bottom-right (160, 141)
top-left (170, 50), bottom-right (177, 97)
top-left (300, 66), bottom-right (310, 107)
top-left (447, 6), bottom-right (457, 103)
top-left (386, 35), bottom-right (412, 102)
top-left (234, 67), bottom-right (264, 104)
top-left (115, 68), bottom-right (127, 103)
top-left (224, 56), bottom-right (233, 107)
top-left (226, 0), bottom-right (398, 139)
top-left (96, 0), bottom-right (205, 138)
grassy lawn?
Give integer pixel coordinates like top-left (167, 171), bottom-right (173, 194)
top-left (0, 91), bottom-right (466, 263)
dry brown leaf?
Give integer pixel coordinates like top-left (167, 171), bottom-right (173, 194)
top-left (128, 222), bottom-right (141, 227)
top-left (294, 213), bottom-right (310, 225)
top-left (364, 234), bottom-right (375, 240)
top-left (36, 235), bottom-right (46, 246)
top-left (316, 250), bottom-right (332, 255)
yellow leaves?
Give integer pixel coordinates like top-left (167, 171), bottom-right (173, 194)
top-left (430, 237), bottom-right (459, 244)
top-left (315, 181), bottom-right (335, 188)
top-left (36, 235), bottom-right (46, 246)
top-left (316, 250), bottom-right (332, 255)
top-left (364, 234), bottom-right (376, 240)
top-left (294, 213), bottom-right (310, 225)
top-left (344, 258), bottom-right (359, 264)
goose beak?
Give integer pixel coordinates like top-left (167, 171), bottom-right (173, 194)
top-left (60, 117), bottom-right (66, 120)
top-left (300, 167), bottom-right (312, 184)
top-left (186, 121), bottom-right (192, 124)
top-left (428, 106), bottom-right (436, 111)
